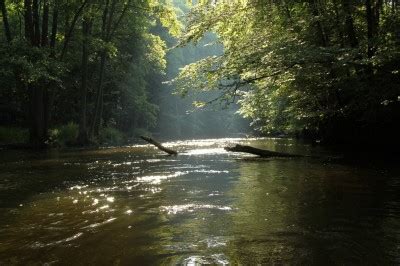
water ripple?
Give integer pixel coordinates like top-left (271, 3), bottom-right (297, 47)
top-left (160, 204), bottom-right (232, 215)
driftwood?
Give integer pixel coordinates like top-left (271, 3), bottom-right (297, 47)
top-left (224, 144), bottom-right (301, 158)
top-left (140, 136), bottom-right (178, 155)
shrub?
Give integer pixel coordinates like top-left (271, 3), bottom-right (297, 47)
top-left (130, 128), bottom-right (150, 138)
top-left (0, 127), bottom-right (29, 144)
top-left (99, 127), bottom-right (124, 145)
top-left (50, 122), bottom-right (78, 146)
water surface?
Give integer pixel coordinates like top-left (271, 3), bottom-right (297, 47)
top-left (0, 138), bottom-right (399, 264)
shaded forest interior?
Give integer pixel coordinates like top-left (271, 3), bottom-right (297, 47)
top-left (0, 0), bottom-right (399, 149)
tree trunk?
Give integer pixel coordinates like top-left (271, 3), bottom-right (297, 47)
top-left (24, 0), bottom-right (47, 147)
top-left (366, 0), bottom-right (382, 58)
top-left (50, 1), bottom-right (58, 50)
top-left (41, 0), bottom-right (49, 46)
top-left (44, 0), bottom-right (59, 133)
top-left (90, 0), bottom-right (130, 139)
top-left (32, 0), bottom-right (40, 46)
top-left (366, 0), bottom-right (374, 58)
top-left (60, 0), bottom-right (89, 60)
top-left (91, 52), bottom-right (106, 138)
top-left (41, 0), bottom-right (51, 135)
top-left (0, 0), bottom-right (12, 42)
top-left (77, 17), bottom-right (91, 145)
top-left (342, 0), bottom-right (359, 48)
top-left (309, 0), bottom-right (328, 47)
top-left (90, 0), bottom-right (111, 138)
top-left (46, 0), bottom-right (59, 129)
top-left (333, 0), bottom-right (345, 47)
top-left (24, 0), bottom-right (34, 43)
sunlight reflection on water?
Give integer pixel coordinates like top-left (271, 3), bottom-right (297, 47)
top-left (160, 204), bottom-right (233, 215)
top-left (136, 171), bottom-right (188, 184)
top-left (31, 232), bottom-right (84, 248)
top-left (182, 254), bottom-right (230, 266)
top-left (184, 148), bottom-right (228, 156)
top-left (82, 217), bottom-right (116, 229)
top-left (1, 137), bottom-right (399, 265)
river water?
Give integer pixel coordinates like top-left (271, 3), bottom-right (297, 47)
top-left (0, 138), bottom-right (399, 265)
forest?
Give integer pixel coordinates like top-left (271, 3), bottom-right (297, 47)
top-left (0, 0), bottom-right (399, 148)
top-left (1, 1), bottom-right (400, 265)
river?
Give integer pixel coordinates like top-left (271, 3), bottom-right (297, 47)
top-left (0, 138), bottom-right (399, 265)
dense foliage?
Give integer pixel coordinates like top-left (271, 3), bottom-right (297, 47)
top-left (0, 0), bottom-right (248, 146)
top-left (2, 0), bottom-right (399, 147)
top-left (0, 0), bottom-right (179, 146)
top-left (175, 0), bottom-right (400, 145)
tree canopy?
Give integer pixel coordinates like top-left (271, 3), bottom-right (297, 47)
top-left (1, 0), bottom-right (399, 147)
top-left (174, 0), bottom-right (400, 144)
top-left (0, 0), bottom-right (180, 146)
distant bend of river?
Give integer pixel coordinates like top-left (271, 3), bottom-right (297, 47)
top-left (0, 138), bottom-right (399, 265)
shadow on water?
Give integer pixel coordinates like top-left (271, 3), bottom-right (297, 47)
top-left (227, 158), bottom-right (400, 264)
top-left (0, 138), bottom-right (399, 264)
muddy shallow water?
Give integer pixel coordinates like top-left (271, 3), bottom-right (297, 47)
top-left (0, 138), bottom-right (399, 265)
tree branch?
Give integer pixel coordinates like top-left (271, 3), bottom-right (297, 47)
top-left (60, 0), bottom-right (90, 59)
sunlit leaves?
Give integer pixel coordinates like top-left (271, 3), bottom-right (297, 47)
top-left (144, 33), bottom-right (167, 71)
top-left (156, 4), bottom-right (182, 37)
top-left (174, 0), bottom-right (400, 138)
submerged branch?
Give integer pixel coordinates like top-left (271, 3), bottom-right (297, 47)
top-left (224, 144), bottom-right (301, 158)
top-left (140, 136), bottom-right (178, 155)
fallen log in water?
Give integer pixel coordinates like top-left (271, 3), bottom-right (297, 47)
top-left (224, 144), bottom-right (301, 158)
top-left (140, 136), bottom-right (178, 155)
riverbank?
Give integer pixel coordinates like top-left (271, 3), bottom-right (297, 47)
top-left (1, 136), bottom-right (399, 167)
